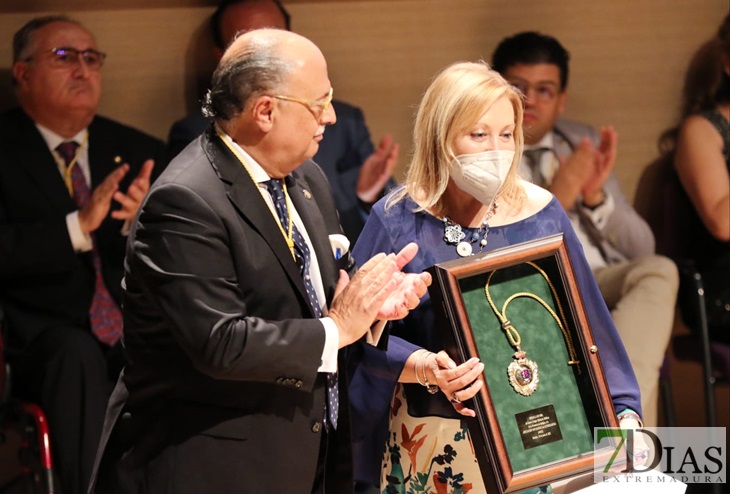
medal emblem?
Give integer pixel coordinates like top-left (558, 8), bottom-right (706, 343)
top-left (485, 262), bottom-right (582, 398)
top-left (507, 352), bottom-right (539, 396)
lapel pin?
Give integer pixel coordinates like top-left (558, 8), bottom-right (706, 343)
top-left (113, 155), bottom-right (123, 164)
top-left (303, 189), bottom-right (312, 200)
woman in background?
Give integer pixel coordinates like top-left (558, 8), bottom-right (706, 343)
top-left (658, 13), bottom-right (729, 341)
top-left (352, 61), bottom-right (641, 492)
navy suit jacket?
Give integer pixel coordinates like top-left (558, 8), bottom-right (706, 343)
top-left (167, 99), bottom-right (378, 242)
top-left (0, 107), bottom-right (165, 352)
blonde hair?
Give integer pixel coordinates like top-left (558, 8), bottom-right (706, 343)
top-left (388, 61), bottom-right (525, 216)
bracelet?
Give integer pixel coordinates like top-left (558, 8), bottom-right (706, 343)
top-left (414, 350), bottom-right (439, 394)
top-left (421, 352), bottom-right (439, 394)
top-left (414, 350), bottom-right (428, 387)
top-left (617, 410), bottom-right (643, 428)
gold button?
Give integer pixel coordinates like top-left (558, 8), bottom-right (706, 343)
top-left (312, 422), bottom-right (322, 433)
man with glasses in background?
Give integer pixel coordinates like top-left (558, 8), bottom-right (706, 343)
top-left (492, 31), bottom-right (678, 427)
top-left (0, 15), bottom-right (165, 494)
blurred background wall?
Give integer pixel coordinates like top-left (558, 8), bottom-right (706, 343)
top-left (1, 0), bottom-right (727, 201)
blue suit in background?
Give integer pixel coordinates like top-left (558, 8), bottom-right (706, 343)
top-left (166, 99), bottom-right (381, 243)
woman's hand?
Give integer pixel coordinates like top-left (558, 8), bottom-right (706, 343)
top-left (619, 414), bottom-right (650, 467)
top-left (429, 351), bottom-right (484, 417)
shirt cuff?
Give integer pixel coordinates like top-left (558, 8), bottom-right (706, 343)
top-left (579, 190), bottom-right (615, 229)
top-left (318, 317), bottom-right (340, 373)
top-left (66, 211), bottom-right (93, 252)
top-left (121, 219), bottom-right (133, 236)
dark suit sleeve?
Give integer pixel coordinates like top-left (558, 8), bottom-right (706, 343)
top-left (126, 181), bottom-right (326, 388)
top-left (0, 157), bottom-right (77, 277)
top-left (0, 111), bottom-right (83, 277)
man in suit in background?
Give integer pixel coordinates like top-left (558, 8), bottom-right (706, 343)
top-left (89, 28), bottom-right (430, 494)
top-left (492, 31), bottom-right (678, 426)
top-left (167, 0), bottom-right (398, 243)
top-left (0, 15), bottom-right (165, 494)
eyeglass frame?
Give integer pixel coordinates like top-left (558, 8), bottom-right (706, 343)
top-left (507, 79), bottom-right (562, 103)
top-left (24, 46), bottom-right (107, 70)
top-left (272, 87), bottom-right (333, 117)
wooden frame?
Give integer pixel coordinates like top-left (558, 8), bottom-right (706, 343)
top-left (427, 234), bottom-right (619, 493)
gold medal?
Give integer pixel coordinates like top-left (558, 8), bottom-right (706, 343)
top-left (485, 262), bottom-right (581, 396)
top-left (507, 351), bottom-right (539, 396)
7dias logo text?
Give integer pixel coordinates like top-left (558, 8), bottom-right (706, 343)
top-left (593, 427), bottom-right (725, 485)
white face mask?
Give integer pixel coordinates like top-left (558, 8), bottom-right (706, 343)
top-left (449, 149), bottom-right (515, 205)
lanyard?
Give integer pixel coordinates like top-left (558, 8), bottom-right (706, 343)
top-left (60, 132), bottom-right (89, 198)
top-left (215, 128), bottom-right (296, 261)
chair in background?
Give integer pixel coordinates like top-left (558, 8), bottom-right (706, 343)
top-left (0, 306), bottom-right (56, 494)
top-left (672, 259), bottom-right (730, 427)
top-left (635, 156), bottom-right (730, 428)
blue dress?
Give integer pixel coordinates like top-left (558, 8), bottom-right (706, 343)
top-left (350, 193), bottom-right (641, 491)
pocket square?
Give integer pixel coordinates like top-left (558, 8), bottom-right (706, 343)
top-left (328, 234), bottom-right (350, 260)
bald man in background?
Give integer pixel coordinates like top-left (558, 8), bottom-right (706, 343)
top-left (167, 0), bottom-right (398, 243)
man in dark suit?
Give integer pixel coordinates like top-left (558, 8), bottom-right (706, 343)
top-left (0, 15), bottom-right (165, 494)
top-left (89, 28), bottom-right (430, 494)
top-left (167, 0), bottom-right (398, 243)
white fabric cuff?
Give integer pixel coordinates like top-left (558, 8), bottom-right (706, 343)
top-left (318, 317), bottom-right (339, 373)
top-left (66, 211), bottom-right (93, 252)
top-left (121, 219), bottom-right (132, 236)
top-left (580, 190), bottom-right (615, 229)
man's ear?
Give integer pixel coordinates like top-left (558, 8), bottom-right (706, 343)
top-left (557, 90), bottom-right (568, 116)
top-left (11, 61), bottom-right (29, 88)
top-left (251, 96), bottom-right (276, 132)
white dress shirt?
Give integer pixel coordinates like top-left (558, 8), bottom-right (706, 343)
top-left (36, 124), bottom-right (94, 253)
top-left (218, 130), bottom-right (339, 373)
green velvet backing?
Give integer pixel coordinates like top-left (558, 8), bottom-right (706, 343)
top-left (459, 261), bottom-right (594, 473)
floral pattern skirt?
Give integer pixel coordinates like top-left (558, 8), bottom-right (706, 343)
top-left (380, 384), bottom-right (553, 494)
top-left (380, 384), bottom-right (484, 494)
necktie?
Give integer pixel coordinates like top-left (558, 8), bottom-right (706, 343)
top-left (523, 147), bottom-right (552, 188)
top-left (264, 178), bottom-right (338, 429)
top-left (56, 142), bottom-right (123, 346)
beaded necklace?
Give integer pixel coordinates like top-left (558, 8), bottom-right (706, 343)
top-left (442, 201), bottom-right (498, 257)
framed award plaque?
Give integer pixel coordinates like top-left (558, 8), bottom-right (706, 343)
top-left (427, 234), bottom-right (620, 493)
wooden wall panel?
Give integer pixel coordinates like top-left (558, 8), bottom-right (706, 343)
top-left (1, 0), bottom-right (727, 200)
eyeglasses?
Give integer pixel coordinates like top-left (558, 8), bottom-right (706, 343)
top-left (508, 80), bottom-right (561, 102)
top-left (273, 87), bottom-right (333, 118)
top-left (25, 47), bottom-right (107, 71)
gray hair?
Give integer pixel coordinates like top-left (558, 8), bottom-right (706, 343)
top-left (201, 35), bottom-right (293, 120)
top-left (13, 15), bottom-right (80, 63)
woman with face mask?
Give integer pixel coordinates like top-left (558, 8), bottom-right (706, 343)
top-left (351, 61), bottom-right (641, 493)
